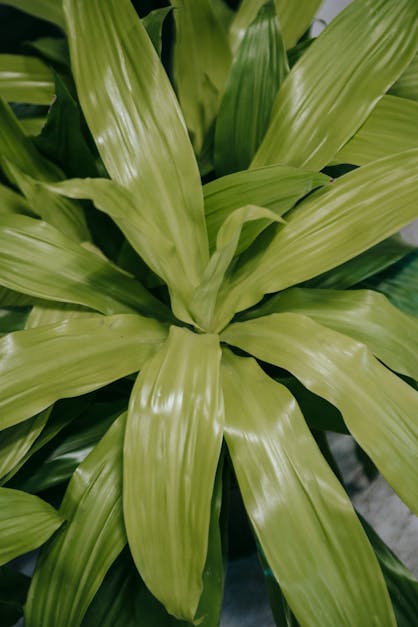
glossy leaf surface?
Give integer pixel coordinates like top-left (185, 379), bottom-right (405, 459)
top-left (222, 313), bottom-right (418, 514)
top-left (25, 414), bottom-right (127, 627)
top-left (390, 52), bottom-right (418, 101)
top-left (214, 150), bottom-right (418, 329)
top-left (334, 95), bottom-right (418, 165)
top-left (0, 54), bottom-right (54, 105)
top-left (221, 351), bottom-right (394, 627)
top-left (64, 0), bottom-right (208, 309)
top-left (252, 0), bottom-right (418, 170)
top-left (215, 0), bottom-right (288, 175)
top-left (0, 314), bottom-right (167, 429)
top-left (0, 487), bottom-right (63, 566)
top-left (250, 288), bottom-right (418, 379)
top-left (124, 326), bottom-right (224, 620)
top-left (275, 0), bottom-right (322, 49)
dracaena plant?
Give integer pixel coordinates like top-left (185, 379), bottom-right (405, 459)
top-left (0, 0), bottom-right (418, 625)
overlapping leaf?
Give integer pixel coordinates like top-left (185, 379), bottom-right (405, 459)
top-left (0, 487), bottom-right (63, 566)
top-left (0, 314), bottom-right (167, 429)
top-left (124, 326), bottom-right (224, 620)
top-left (0, 54), bottom-right (54, 105)
top-left (25, 414), bottom-right (127, 627)
top-left (364, 251), bottom-right (418, 317)
top-left (390, 52), bottom-right (418, 101)
top-left (252, 0), bottom-right (418, 170)
top-left (221, 351), bottom-right (395, 627)
top-left (275, 0), bottom-right (322, 49)
top-left (0, 182), bottom-right (32, 216)
top-left (1, 0), bottom-right (65, 29)
top-left (222, 313), bottom-right (418, 514)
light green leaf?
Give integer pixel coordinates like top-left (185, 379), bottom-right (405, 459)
top-left (333, 95), bottom-right (418, 165)
top-left (0, 54), bottom-right (54, 105)
top-left (1, 0), bottom-right (65, 29)
top-left (229, 0), bottom-right (263, 54)
top-left (252, 0), bottom-right (418, 171)
top-left (0, 213), bottom-right (165, 318)
top-left (390, 52), bottom-right (418, 101)
top-left (170, 0), bottom-right (232, 153)
top-left (215, 0), bottom-right (288, 175)
top-left (142, 7), bottom-right (172, 56)
top-left (20, 117), bottom-right (45, 136)
top-left (222, 312), bottom-right (418, 514)
top-left (249, 288), bottom-right (418, 379)
top-left (203, 164), bottom-right (328, 251)
top-left (0, 408), bottom-right (51, 481)
top-left (0, 314), bottom-right (167, 430)
top-left (64, 0), bottom-right (209, 314)
top-left (124, 326), bottom-right (224, 621)
top-left (307, 236), bottom-right (416, 290)
top-left (364, 251), bottom-right (418, 317)
top-left (275, 0), bottom-right (322, 49)
top-left (25, 302), bottom-right (96, 329)
top-left (0, 487), bottom-right (63, 566)
top-left (192, 205), bottom-right (285, 331)
top-left (221, 350), bottom-right (395, 627)
top-left (213, 150), bottom-right (418, 330)
top-left (0, 181), bottom-right (32, 216)
top-left (25, 414), bottom-right (127, 627)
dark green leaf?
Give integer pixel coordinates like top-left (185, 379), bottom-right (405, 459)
top-left (0, 566), bottom-right (30, 627)
top-left (142, 7), bottom-right (172, 56)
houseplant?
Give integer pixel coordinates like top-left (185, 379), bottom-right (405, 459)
top-left (0, 0), bottom-right (417, 625)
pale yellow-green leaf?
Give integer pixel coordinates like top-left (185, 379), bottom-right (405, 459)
top-left (1, 0), bottom-right (64, 28)
top-left (390, 52), bottom-right (418, 101)
top-left (124, 326), bottom-right (224, 621)
top-left (0, 54), bottom-right (54, 104)
top-left (0, 214), bottom-right (164, 318)
top-left (275, 0), bottom-right (323, 49)
top-left (249, 288), bottom-right (418, 380)
top-left (25, 302), bottom-right (97, 329)
top-left (0, 487), bottom-right (63, 566)
top-left (64, 0), bottom-right (208, 313)
top-left (222, 313), bottom-right (418, 514)
top-left (333, 95), bottom-right (418, 165)
top-left (170, 0), bottom-right (232, 153)
top-left (0, 314), bottom-right (167, 429)
top-left (222, 350), bottom-right (395, 627)
top-left (203, 164), bottom-right (328, 251)
top-left (252, 0), bottom-right (418, 171)
top-left (213, 150), bottom-right (418, 330)
top-left (25, 414), bottom-right (127, 627)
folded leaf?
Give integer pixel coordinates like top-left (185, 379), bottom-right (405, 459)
top-left (222, 312), bottom-right (418, 514)
top-left (333, 95), bottom-right (418, 165)
top-left (1, 0), bottom-right (65, 29)
top-left (249, 288), bottom-right (418, 379)
top-left (124, 326), bottom-right (224, 620)
top-left (252, 0), bottom-right (418, 170)
top-left (215, 0), bottom-right (288, 174)
top-left (275, 0), bottom-right (322, 49)
top-left (0, 214), bottom-right (164, 318)
top-left (390, 52), bottom-right (418, 101)
top-left (170, 0), bottom-right (232, 153)
top-left (213, 150), bottom-right (418, 329)
top-left (364, 251), bottom-right (418, 317)
top-left (20, 117), bottom-right (45, 136)
top-left (0, 54), bottom-right (54, 105)
top-left (221, 350), bottom-right (395, 627)
top-left (229, 0), bottom-right (263, 53)
top-left (64, 0), bottom-right (209, 313)
top-left (142, 7), bottom-right (172, 57)
top-left (203, 164), bottom-right (328, 251)
top-left (25, 414), bottom-right (127, 627)
top-left (0, 314), bottom-right (167, 429)
top-left (0, 487), bottom-right (63, 566)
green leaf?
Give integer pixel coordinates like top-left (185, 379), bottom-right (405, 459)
top-left (0, 307), bottom-right (29, 335)
top-left (222, 312), bottom-right (418, 515)
top-left (252, 0), bottom-right (418, 171)
top-left (0, 566), bottom-right (30, 627)
top-left (364, 251), bottom-right (418, 317)
top-left (64, 0), bottom-right (209, 315)
top-left (25, 302), bottom-right (96, 329)
top-left (203, 164), bottom-right (328, 251)
top-left (0, 313), bottom-right (167, 429)
top-left (0, 487), bottom-right (63, 566)
top-left (307, 236), bottom-right (416, 290)
top-left (25, 37), bottom-right (70, 67)
top-left (0, 54), bottom-right (54, 105)
top-left (213, 150), bottom-right (418, 330)
top-left (25, 414), bottom-right (127, 627)
top-left (390, 52), bottom-right (418, 101)
top-left (215, 0), bottom-right (288, 175)
top-left (124, 326), bottom-right (224, 621)
top-left (229, 0), bottom-right (263, 54)
top-left (19, 116), bottom-right (45, 135)
top-left (142, 7), bottom-right (172, 57)
top-left (221, 350), bottom-right (395, 627)
top-left (170, 0), bottom-right (232, 153)
top-left (0, 213), bottom-right (165, 318)
top-left (275, 0), bottom-right (322, 49)
top-left (0, 407), bottom-right (51, 480)
top-left (0, 0), bottom-right (65, 29)
top-left (0, 181), bottom-right (32, 216)
top-left (333, 95), bottom-right (418, 165)
top-left (249, 288), bottom-right (418, 379)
